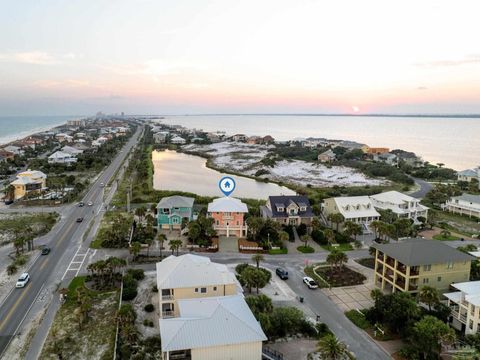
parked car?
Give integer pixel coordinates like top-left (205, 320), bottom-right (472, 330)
top-left (78, 202), bottom-right (84, 207)
top-left (16, 273), bottom-right (30, 288)
top-left (87, 201), bottom-right (93, 206)
top-left (76, 217), bottom-right (84, 223)
top-left (303, 276), bottom-right (318, 289)
top-left (41, 247), bottom-right (51, 255)
top-left (100, 182), bottom-right (105, 187)
top-left (276, 268), bottom-right (289, 280)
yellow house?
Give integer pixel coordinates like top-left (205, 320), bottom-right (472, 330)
top-left (10, 170), bottom-right (47, 200)
top-left (156, 254), bottom-right (266, 360)
top-left (372, 238), bottom-right (473, 294)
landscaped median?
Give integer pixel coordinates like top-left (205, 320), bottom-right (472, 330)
top-left (344, 309), bottom-right (393, 341)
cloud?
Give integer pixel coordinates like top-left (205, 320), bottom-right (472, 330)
top-left (34, 79), bottom-right (90, 88)
top-left (0, 51), bottom-right (76, 65)
top-left (417, 86), bottom-right (428, 90)
top-left (415, 54), bottom-right (480, 68)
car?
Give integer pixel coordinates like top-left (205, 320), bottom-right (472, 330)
top-left (78, 202), bottom-right (84, 207)
top-left (100, 182), bottom-right (105, 187)
top-left (41, 247), bottom-right (50, 255)
top-left (87, 201), bottom-right (93, 206)
top-left (276, 268), bottom-right (289, 280)
top-left (16, 273), bottom-right (30, 288)
top-left (303, 276), bottom-right (318, 289)
top-left (76, 217), bottom-right (84, 223)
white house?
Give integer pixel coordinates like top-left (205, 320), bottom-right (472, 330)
top-left (154, 131), bottom-right (169, 144)
top-left (48, 151), bottom-right (77, 164)
top-left (61, 145), bottom-right (83, 155)
top-left (322, 196), bottom-right (381, 226)
top-left (445, 281), bottom-right (480, 334)
top-left (3, 145), bottom-right (24, 156)
top-left (170, 135), bottom-right (186, 145)
top-left (55, 133), bottom-right (74, 143)
top-left (370, 191), bottom-right (429, 223)
top-left (458, 167), bottom-right (480, 183)
top-left (442, 194), bottom-right (480, 219)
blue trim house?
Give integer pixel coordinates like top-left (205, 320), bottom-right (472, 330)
top-left (157, 196), bottom-right (195, 230)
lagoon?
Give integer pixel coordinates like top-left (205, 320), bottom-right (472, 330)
top-left (152, 150), bottom-right (295, 199)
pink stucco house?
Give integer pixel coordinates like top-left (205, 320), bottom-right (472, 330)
top-left (207, 197), bottom-right (248, 237)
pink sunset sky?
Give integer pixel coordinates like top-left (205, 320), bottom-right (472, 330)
top-left (1, 0), bottom-right (480, 115)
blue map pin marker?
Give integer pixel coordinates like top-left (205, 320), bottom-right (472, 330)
top-left (219, 176), bottom-right (236, 197)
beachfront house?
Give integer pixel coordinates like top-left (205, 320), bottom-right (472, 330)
top-left (322, 196), bottom-right (380, 230)
top-left (156, 254), bottom-right (266, 360)
top-left (61, 145), bottom-right (84, 155)
top-left (372, 238), bottom-right (474, 294)
top-left (261, 195), bottom-right (313, 226)
top-left (48, 151), bottom-right (78, 164)
top-left (170, 135), bottom-right (186, 145)
top-left (3, 145), bottom-right (24, 156)
top-left (318, 149), bottom-right (336, 163)
top-left (55, 133), bottom-right (73, 143)
top-left (10, 170), bottom-right (47, 200)
top-left (457, 167), bottom-right (480, 183)
top-left (154, 131), bottom-right (170, 144)
top-left (231, 134), bottom-right (247, 142)
top-left (207, 197), bottom-right (248, 237)
top-left (157, 196), bottom-right (195, 230)
top-left (370, 191), bottom-right (429, 223)
top-left (444, 281), bottom-right (480, 334)
top-left (442, 194), bottom-right (480, 219)
top-left (335, 140), bottom-right (369, 153)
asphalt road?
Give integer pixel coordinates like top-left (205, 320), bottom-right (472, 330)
top-left (0, 126), bottom-right (143, 357)
top-left (410, 177), bottom-right (433, 199)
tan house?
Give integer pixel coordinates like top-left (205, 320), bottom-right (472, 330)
top-left (318, 149), bottom-right (336, 163)
top-left (322, 196), bottom-right (380, 227)
top-left (157, 254), bottom-right (266, 360)
top-left (372, 239), bottom-right (474, 294)
top-left (367, 147), bottom-right (390, 155)
top-left (10, 170), bottom-right (47, 200)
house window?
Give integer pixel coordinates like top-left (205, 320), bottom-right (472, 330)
top-left (195, 288), bottom-right (199, 293)
top-left (300, 207), bottom-right (306, 212)
top-left (216, 220), bottom-right (219, 225)
top-left (423, 278), bottom-right (429, 284)
top-left (356, 205), bottom-right (360, 210)
top-left (172, 217), bottom-right (179, 224)
top-left (213, 286), bottom-right (217, 291)
top-left (471, 306), bottom-right (475, 316)
top-left (224, 212), bottom-right (231, 216)
top-left (423, 265), bottom-right (431, 271)
top-left (437, 276), bottom-right (442, 282)
top-left (236, 221), bottom-right (239, 225)
top-left (200, 287), bottom-right (207, 293)
top-left (173, 207), bottom-right (179, 211)
top-left (163, 208), bottom-right (170, 214)
top-left (277, 207), bottom-right (284, 212)
top-left (470, 320), bottom-right (474, 330)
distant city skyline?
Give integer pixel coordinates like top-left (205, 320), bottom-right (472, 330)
top-left (1, 0), bottom-right (480, 116)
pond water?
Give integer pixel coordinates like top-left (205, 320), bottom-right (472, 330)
top-left (152, 150), bottom-right (295, 199)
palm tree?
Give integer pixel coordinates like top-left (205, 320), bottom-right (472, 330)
top-left (169, 239), bottom-right (182, 255)
top-left (311, 217), bottom-right (321, 230)
top-left (278, 231), bottom-right (290, 243)
top-left (370, 220), bottom-right (382, 239)
top-left (419, 286), bottom-right (440, 311)
top-left (328, 213), bottom-right (344, 232)
top-left (129, 241), bottom-right (142, 261)
top-left (440, 229), bottom-right (451, 239)
top-left (158, 233), bottom-right (167, 258)
top-left (135, 206), bottom-right (146, 222)
top-left (317, 334), bottom-right (348, 360)
top-left (300, 234), bottom-right (311, 248)
top-left (252, 253), bottom-right (264, 269)
top-left (326, 249), bottom-right (348, 273)
top-left (342, 221), bottom-right (356, 240)
top-left (324, 229), bottom-right (335, 246)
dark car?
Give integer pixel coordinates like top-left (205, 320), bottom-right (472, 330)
top-left (76, 217), bottom-right (84, 223)
top-left (78, 202), bottom-right (84, 207)
top-left (276, 268), bottom-right (289, 280)
top-left (41, 247), bottom-right (51, 255)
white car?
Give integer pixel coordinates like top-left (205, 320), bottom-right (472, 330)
top-left (16, 273), bottom-right (30, 288)
top-left (87, 201), bottom-right (93, 206)
top-left (303, 276), bottom-right (318, 289)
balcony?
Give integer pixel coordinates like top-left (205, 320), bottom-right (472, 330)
top-left (410, 267), bottom-right (419, 276)
top-left (162, 310), bottom-right (175, 318)
top-left (385, 257), bottom-right (395, 268)
top-left (408, 284), bottom-right (418, 292)
top-left (460, 313), bottom-right (468, 322)
top-left (162, 294), bottom-right (174, 301)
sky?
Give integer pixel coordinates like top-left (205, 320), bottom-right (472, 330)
top-left (1, 0), bottom-right (480, 116)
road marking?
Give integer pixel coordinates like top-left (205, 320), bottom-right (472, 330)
top-left (75, 248), bottom-right (90, 276)
top-left (61, 246), bottom-right (82, 280)
top-left (39, 258), bottom-right (49, 270)
top-left (0, 282), bottom-right (32, 333)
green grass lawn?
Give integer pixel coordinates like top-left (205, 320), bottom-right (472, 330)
top-left (432, 234), bottom-right (461, 241)
top-left (268, 248), bottom-right (288, 255)
top-left (297, 245), bottom-right (315, 253)
top-left (321, 243), bottom-right (354, 252)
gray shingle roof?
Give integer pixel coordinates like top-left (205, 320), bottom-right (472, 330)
top-left (453, 194), bottom-right (480, 204)
top-left (371, 238), bottom-right (475, 266)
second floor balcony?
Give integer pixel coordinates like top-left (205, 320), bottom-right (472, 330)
top-left (162, 310), bottom-right (175, 318)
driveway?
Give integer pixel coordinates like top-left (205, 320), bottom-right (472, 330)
top-left (409, 177), bottom-right (433, 199)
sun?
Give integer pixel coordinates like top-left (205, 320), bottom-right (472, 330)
top-left (352, 106), bottom-right (360, 113)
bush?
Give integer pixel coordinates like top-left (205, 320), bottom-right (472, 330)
top-left (123, 274), bottom-right (138, 289)
top-left (127, 268), bottom-right (145, 280)
top-left (144, 304), bottom-right (155, 312)
top-left (345, 310), bottom-right (371, 329)
top-left (143, 319), bottom-right (154, 327)
top-left (335, 232), bottom-right (351, 244)
top-left (14, 255), bottom-right (27, 266)
top-left (311, 229), bottom-right (327, 245)
top-left (316, 323), bottom-right (333, 338)
top-left (152, 285), bottom-right (158, 293)
top-left (297, 245), bottom-right (315, 253)
top-left (297, 223), bottom-right (307, 236)
top-left (122, 286), bottom-right (138, 301)
top-left (6, 264), bottom-right (17, 275)
top-left (235, 263), bottom-right (249, 274)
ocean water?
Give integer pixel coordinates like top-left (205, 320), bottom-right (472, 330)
top-left (0, 115), bottom-right (81, 145)
top-left (160, 115), bottom-right (480, 171)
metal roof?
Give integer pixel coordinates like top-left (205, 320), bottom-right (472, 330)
top-left (160, 295), bottom-right (267, 352)
top-left (156, 254), bottom-right (239, 289)
top-left (452, 194), bottom-right (480, 204)
top-left (372, 238), bottom-right (475, 266)
top-left (157, 195), bottom-right (195, 209)
top-left (207, 197), bottom-right (248, 213)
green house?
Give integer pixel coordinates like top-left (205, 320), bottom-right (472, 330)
top-left (157, 196), bottom-right (195, 230)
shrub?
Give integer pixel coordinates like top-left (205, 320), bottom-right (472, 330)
top-left (316, 323), bottom-right (333, 338)
top-left (143, 319), bottom-right (154, 327)
top-left (297, 223), bottom-right (307, 236)
top-left (122, 284), bottom-right (138, 301)
top-left (14, 255), bottom-right (27, 266)
top-left (127, 268), bottom-right (145, 280)
top-left (7, 264), bottom-right (17, 275)
top-left (311, 229), bottom-right (327, 245)
top-left (297, 245), bottom-right (315, 253)
top-left (123, 274), bottom-right (138, 289)
top-left (235, 263), bottom-right (249, 274)
top-left (152, 285), bottom-right (158, 293)
top-left (144, 304), bottom-right (155, 312)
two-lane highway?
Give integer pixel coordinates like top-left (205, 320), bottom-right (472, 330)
top-left (0, 125), bottom-right (143, 356)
